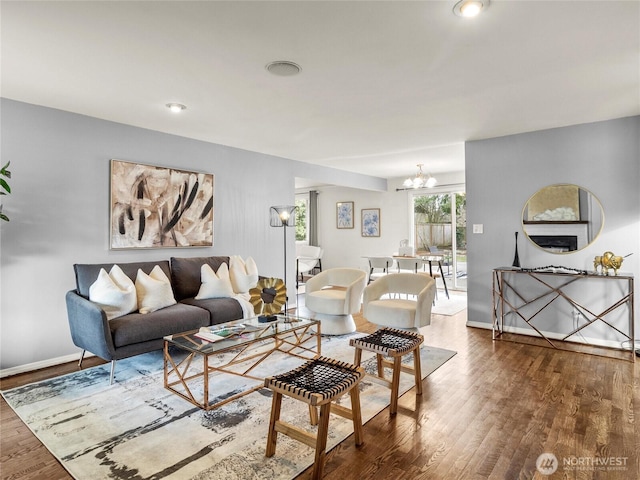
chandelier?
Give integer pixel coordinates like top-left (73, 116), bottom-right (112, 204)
top-left (403, 164), bottom-right (437, 189)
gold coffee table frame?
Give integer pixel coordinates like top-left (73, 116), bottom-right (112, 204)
top-left (163, 315), bottom-right (321, 410)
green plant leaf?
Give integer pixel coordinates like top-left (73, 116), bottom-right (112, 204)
top-left (0, 178), bottom-right (10, 194)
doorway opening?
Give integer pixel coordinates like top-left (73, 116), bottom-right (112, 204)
top-left (411, 191), bottom-right (467, 290)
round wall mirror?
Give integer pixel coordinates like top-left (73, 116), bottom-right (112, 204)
top-left (522, 184), bottom-right (604, 254)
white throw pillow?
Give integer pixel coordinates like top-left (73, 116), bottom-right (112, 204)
top-left (89, 265), bottom-right (137, 320)
top-left (195, 263), bottom-right (235, 299)
top-left (229, 255), bottom-right (259, 294)
top-left (135, 265), bottom-right (177, 314)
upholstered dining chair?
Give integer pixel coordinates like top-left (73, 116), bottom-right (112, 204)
top-left (396, 257), bottom-right (423, 274)
top-left (296, 245), bottom-right (323, 287)
top-left (366, 256), bottom-right (395, 284)
top-left (362, 273), bottom-right (436, 330)
top-left (304, 268), bottom-right (367, 335)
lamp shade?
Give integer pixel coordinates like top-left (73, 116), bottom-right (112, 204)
top-left (270, 205), bottom-right (297, 227)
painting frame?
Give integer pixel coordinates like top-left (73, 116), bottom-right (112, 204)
top-left (361, 208), bottom-right (381, 237)
top-left (336, 201), bottom-right (354, 229)
top-left (110, 159), bottom-right (214, 249)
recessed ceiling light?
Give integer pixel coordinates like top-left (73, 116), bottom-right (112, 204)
top-left (265, 61), bottom-right (302, 77)
top-left (166, 103), bottom-right (187, 113)
top-left (453, 0), bottom-right (489, 18)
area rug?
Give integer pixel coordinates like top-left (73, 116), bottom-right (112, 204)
top-left (431, 293), bottom-right (467, 316)
top-left (2, 332), bottom-right (456, 480)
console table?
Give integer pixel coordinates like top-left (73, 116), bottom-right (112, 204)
top-left (492, 267), bottom-right (635, 361)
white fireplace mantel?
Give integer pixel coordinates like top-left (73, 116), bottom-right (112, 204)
top-left (523, 221), bottom-right (589, 249)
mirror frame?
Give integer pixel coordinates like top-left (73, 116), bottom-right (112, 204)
top-left (521, 184), bottom-right (604, 254)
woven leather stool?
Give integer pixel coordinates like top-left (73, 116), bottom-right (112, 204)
top-left (264, 356), bottom-right (365, 480)
top-left (349, 327), bottom-right (424, 415)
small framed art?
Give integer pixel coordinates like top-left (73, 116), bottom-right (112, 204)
top-left (336, 201), bottom-right (354, 229)
top-left (361, 208), bottom-right (380, 237)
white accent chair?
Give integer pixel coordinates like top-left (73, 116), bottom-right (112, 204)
top-left (363, 273), bottom-right (436, 330)
top-left (296, 245), bottom-right (323, 287)
top-left (305, 268), bottom-right (367, 335)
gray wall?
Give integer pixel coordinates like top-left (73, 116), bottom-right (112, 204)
top-left (0, 99), bottom-right (385, 371)
top-left (465, 116), bottom-right (639, 346)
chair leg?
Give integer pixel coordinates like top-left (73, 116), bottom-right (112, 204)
top-left (266, 392), bottom-right (283, 457)
top-left (439, 262), bottom-right (450, 299)
top-left (109, 360), bottom-right (116, 385)
top-left (78, 349), bottom-right (86, 369)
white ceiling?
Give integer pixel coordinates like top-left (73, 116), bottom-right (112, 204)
top-left (2, 1), bottom-right (638, 182)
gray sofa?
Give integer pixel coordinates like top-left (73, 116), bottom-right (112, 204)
top-left (66, 256), bottom-right (246, 383)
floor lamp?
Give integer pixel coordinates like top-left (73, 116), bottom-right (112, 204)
top-left (270, 205), bottom-right (297, 313)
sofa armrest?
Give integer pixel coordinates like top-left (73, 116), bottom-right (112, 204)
top-left (65, 290), bottom-right (117, 361)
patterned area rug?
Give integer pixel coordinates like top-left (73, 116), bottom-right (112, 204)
top-left (2, 332), bottom-right (456, 480)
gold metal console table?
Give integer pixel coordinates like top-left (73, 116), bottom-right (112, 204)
top-left (492, 267), bottom-right (635, 361)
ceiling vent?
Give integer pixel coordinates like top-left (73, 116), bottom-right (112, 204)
top-left (266, 61), bottom-right (302, 77)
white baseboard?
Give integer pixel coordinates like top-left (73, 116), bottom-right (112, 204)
top-left (0, 351), bottom-right (95, 379)
top-left (466, 320), bottom-right (492, 330)
top-left (466, 320), bottom-right (631, 351)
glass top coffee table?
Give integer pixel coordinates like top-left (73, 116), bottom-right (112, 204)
top-left (163, 314), bottom-right (321, 410)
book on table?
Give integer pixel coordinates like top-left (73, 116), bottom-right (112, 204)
top-left (194, 324), bottom-right (262, 343)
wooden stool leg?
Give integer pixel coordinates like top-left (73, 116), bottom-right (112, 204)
top-left (312, 403), bottom-right (332, 480)
top-left (413, 347), bottom-right (423, 395)
top-left (266, 391), bottom-right (282, 457)
top-left (376, 353), bottom-right (385, 379)
top-left (349, 385), bottom-right (364, 446)
top-left (309, 405), bottom-right (318, 426)
top-left (354, 346), bottom-right (363, 366)
top-left (390, 356), bottom-right (402, 415)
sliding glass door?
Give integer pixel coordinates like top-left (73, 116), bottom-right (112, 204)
top-left (411, 190), bottom-right (467, 290)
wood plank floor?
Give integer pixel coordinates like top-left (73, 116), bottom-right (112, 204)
top-left (2, 306), bottom-right (639, 479)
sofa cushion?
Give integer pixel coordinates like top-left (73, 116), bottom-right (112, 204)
top-left (195, 263), bottom-right (235, 299)
top-left (229, 255), bottom-right (259, 294)
top-left (135, 265), bottom-right (177, 314)
top-left (74, 261), bottom-right (171, 299)
top-left (180, 297), bottom-right (244, 326)
top-left (89, 265), bottom-right (137, 320)
top-left (171, 256), bottom-right (230, 301)
top-left (110, 303), bottom-right (209, 347)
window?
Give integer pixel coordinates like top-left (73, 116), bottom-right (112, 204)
top-left (295, 197), bottom-right (308, 242)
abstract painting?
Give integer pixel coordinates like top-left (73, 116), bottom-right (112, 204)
top-left (336, 201), bottom-right (354, 229)
top-left (361, 208), bottom-right (380, 237)
top-left (110, 159), bottom-right (214, 249)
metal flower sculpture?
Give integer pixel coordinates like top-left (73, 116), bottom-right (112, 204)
top-left (249, 277), bottom-right (287, 316)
